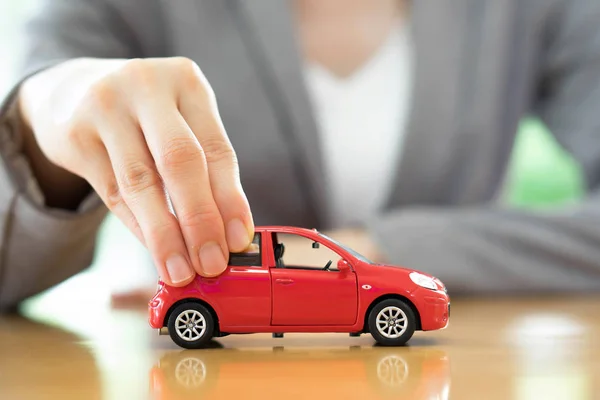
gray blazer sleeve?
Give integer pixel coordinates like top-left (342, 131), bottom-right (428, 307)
top-left (0, 0), bottom-right (164, 311)
top-left (369, 0), bottom-right (600, 295)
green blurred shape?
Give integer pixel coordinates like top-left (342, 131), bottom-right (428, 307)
top-left (504, 118), bottom-right (584, 208)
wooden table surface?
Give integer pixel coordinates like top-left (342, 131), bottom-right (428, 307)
top-left (1, 295), bottom-right (599, 400)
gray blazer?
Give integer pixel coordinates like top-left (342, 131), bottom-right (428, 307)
top-left (2, 0), bottom-right (600, 310)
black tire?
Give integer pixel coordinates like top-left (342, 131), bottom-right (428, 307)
top-left (168, 302), bottom-right (215, 349)
top-left (368, 299), bottom-right (416, 346)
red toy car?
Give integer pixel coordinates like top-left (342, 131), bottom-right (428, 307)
top-left (149, 226), bottom-right (450, 349)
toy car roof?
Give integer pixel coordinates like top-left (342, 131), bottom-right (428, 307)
top-left (254, 226), bottom-right (320, 234)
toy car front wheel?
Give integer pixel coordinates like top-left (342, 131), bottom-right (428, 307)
top-left (168, 303), bottom-right (215, 349)
top-left (368, 299), bottom-right (416, 346)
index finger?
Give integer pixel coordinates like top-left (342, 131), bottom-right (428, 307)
top-left (177, 79), bottom-right (255, 253)
top-left (136, 98), bottom-right (235, 277)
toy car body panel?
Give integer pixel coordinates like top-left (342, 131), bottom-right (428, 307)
top-left (148, 226), bottom-right (450, 349)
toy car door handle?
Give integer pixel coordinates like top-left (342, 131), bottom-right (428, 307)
top-left (275, 278), bottom-right (294, 285)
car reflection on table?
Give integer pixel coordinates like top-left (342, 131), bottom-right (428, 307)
top-left (149, 344), bottom-right (450, 399)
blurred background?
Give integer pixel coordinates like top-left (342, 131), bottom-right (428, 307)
top-left (0, 1), bottom-right (586, 304)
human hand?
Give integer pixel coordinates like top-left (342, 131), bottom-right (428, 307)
top-left (18, 57), bottom-right (254, 286)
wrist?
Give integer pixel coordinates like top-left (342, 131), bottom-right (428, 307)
top-left (16, 84), bottom-right (91, 210)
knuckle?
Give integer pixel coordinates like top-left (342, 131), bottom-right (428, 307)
top-left (202, 137), bottom-right (236, 165)
top-left (173, 56), bottom-right (198, 73)
top-left (83, 79), bottom-right (118, 112)
top-left (55, 120), bottom-right (95, 169)
top-left (103, 180), bottom-right (122, 209)
top-left (173, 57), bottom-right (209, 93)
top-left (63, 118), bottom-right (92, 148)
top-left (118, 161), bottom-right (161, 195)
top-left (120, 58), bottom-right (148, 77)
top-left (178, 203), bottom-right (222, 229)
top-left (173, 57), bottom-right (199, 78)
top-left (160, 137), bottom-right (203, 169)
top-left (120, 58), bottom-right (156, 86)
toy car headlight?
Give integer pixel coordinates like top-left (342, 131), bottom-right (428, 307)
top-left (409, 272), bottom-right (437, 290)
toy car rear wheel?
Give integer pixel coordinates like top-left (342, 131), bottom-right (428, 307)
top-left (368, 299), bottom-right (416, 346)
top-left (168, 303), bottom-right (215, 349)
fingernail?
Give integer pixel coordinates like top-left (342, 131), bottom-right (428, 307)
top-left (199, 241), bottom-right (227, 276)
top-left (226, 218), bottom-right (251, 252)
top-left (165, 254), bottom-right (193, 284)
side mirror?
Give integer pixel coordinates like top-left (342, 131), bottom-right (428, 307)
top-left (337, 259), bottom-right (350, 272)
top-left (312, 241), bottom-right (320, 249)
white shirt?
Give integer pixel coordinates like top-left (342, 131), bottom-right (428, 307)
top-left (304, 23), bottom-right (414, 228)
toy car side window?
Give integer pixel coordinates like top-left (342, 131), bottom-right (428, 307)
top-left (273, 233), bottom-right (343, 271)
top-left (229, 233), bottom-right (262, 266)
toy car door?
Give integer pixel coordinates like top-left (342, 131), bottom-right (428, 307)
top-left (269, 232), bottom-right (358, 326)
top-left (212, 232), bottom-right (272, 327)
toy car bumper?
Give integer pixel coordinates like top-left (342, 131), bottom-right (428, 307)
top-left (415, 290), bottom-right (450, 331)
top-left (148, 296), bottom-right (166, 329)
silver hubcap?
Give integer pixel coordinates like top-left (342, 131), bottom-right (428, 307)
top-left (377, 355), bottom-right (409, 386)
top-left (175, 310), bottom-right (206, 341)
top-left (175, 357), bottom-right (207, 388)
top-left (376, 306), bottom-right (408, 338)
